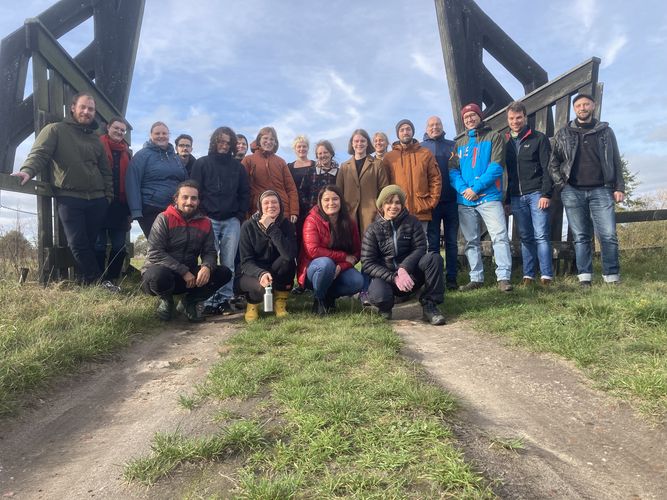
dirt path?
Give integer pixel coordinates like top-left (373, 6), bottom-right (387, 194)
top-left (1, 306), bottom-right (665, 499)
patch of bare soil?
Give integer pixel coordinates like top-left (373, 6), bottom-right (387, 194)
top-left (391, 303), bottom-right (667, 499)
top-left (0, 316), bottom-right (240, 499)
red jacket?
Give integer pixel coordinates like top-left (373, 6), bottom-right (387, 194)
top-left (297, 206), bottom-right (361, 287)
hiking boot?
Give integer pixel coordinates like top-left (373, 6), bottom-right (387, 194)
top-left (422, 302), bottom-right (446, 325)
top-left (379, 309), bottom-right (392, 320)
top-left (459, 281), bottom-right (484, 292)
top-left (275, 291), bottom-right (290, 318)
top-left (521, 277), bottom-right (535, 286)
top-left (580, 280), bottom-right (592, 289)
top-left (156, 296), bottom-right (174, 321)
top-left (177, 297), bottom-right (205, 323)
top-left (291, 284), bottom-right (305, 295)
top-left (245, 302), bottom-right (260, 322)
top-left (540, 277), bottom-right (553, 286)
top-left (446, 279), bottom-right (458, 291)
top-left (498, 280), bottom-right (514, 292)
top-left (359, 291), bottom-right (371, 306)
top-left (99, 280), bottom-right (121, 293)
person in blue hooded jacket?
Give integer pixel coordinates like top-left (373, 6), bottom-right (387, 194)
top-left (449, 103), bottom-right (513, 292)
top-left (125, 121), bottom-right (188, 236)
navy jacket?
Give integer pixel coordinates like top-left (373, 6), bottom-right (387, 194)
top-left (421, 132), bottom-right (457, 203)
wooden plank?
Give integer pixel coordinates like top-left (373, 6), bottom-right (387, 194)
top-left (594, 82), bottom-right (604, 121)
top-left (47, 70), bottom-right (65, 119)
top-left (534, 107), bottom-right (549, 133)
top-left (0, 173), bottom-right (54, 196)
top-left (32, 53), bottom-right (49, 133)
top-left (615, 209), bottom-right (667, 223)
top-left (554, 95), bottom-right (570, 130)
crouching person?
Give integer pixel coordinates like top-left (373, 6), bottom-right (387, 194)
top-left (297, 185), bottom-right (364, 315)
top-left (141, 181), bottom-right (232, 322)
top-left (239, 190), bottom-right (297, 322)
top-left (361, 185), bottom-right (446, 325)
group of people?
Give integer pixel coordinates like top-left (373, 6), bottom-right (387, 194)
top-left (14, 90), bottom-right (625, 325)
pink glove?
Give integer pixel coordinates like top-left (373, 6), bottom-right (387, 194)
top-left (394, 267), bottom-right (414, 292)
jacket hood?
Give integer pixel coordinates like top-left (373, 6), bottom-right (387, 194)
top-left (251, 189), bottom-right (284, 223)
top-left (567, 119), bottom-right (609, 132)
top-left (165, 202), bottom-right (205, 222)
top-left (422, 132), bottom-right (447, 142)
top-left (390, 138), bottom-right (420, 151)
top-left (143, 140), bottom-right (177, 155)
top-left (467, 124), bottom-right (492, 137)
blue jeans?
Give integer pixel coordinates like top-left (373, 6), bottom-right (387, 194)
top-left (95, 228), bottom-right (128, 281)
top-left (306, 257), bottom-right (364, 300)
top-left (510, 191), bottom-right (553, 279)
top-left (458, 201), bottom-right (512, 282)
top-left (427, 201), bottom-right (459, 281)
top-left (204, 217), bottom-right (241, 306)
top-left (560, 185), bottom-right (619, 282)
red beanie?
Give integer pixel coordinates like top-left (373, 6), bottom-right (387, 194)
top-left (460, 103), bottom-right (483, 119)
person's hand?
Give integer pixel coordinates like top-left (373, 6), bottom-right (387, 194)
top-left (504, 204), bottom-right (511, 216)
top-left (613, 191), bottom-right (625, 203)
top-left (290, 215), bottom-right (298, 223)
top-left (259, 213), bottom-right (276, 228)
top-left (462, 188), bottom-right (479, 201)
top-left (334, 265), bottom-right (341, 278)
top-left (196, 266), bottom-right (211, 287)
top-left (538, 197), bottom-right (551, 210)
top-left (345, 254), bottom-right (357, 265)
top-left (183, 271), bottom-right (196, 288)
top-left (259, 272), bottom-right (273, 288)
top-left (12, 171), bottom-right (31, 186)
top-left (394, 267), bottom-right (414, 292)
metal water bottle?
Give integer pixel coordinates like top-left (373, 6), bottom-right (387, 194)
top-left (263, 284), bottom-right (273, 312)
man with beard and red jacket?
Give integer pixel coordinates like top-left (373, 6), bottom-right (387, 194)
top-left (141, 181), bottom-right (232, 322)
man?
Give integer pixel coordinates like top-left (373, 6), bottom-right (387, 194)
top-left (504, 101), bottom-right (554, 286)
top-left (549, 93), bottom-right (624, 287)
top-left (175, 133), bottom-right (196, 176)
top-left (141, 180), bottom-right (232, 322)
top-left (191, 126), bottom-right (249, 315)
top-left (383, 119), bottom-right (442, 233)
top-left (421, 115), bottom-right (459, 290)
top-left (13, 92), bottom-right (114, 288)
top-left (449, 103), bottom-right (513, 292)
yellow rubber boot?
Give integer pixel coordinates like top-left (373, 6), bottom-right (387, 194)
top-left (274, 291), bottom-right (289, 318)
top-left (245, 303), bottom-right (260, 322)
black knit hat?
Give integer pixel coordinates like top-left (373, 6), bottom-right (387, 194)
top-left (395, 119), bottom-right (415, 137)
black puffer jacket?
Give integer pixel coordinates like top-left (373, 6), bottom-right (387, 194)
top-left (142, 204), bottom-right (217, 276)
top-left (361, 208), bottom-right (426, 282)
top-left (190, 152), bottom-right (249, 221)
top-left (548, 120), bottom-right (625, 192)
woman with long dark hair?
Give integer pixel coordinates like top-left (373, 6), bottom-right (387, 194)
top-left (297, 184), bottom-right (364, 315)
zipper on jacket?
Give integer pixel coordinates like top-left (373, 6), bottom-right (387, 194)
top-left (390, 220), bottom-right (398, 269)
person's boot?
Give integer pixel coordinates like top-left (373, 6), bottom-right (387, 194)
top-left (176, 296), bottom-right (205, 323)
top-left (274, 291), bottom-right (290, 318)
top-left (156, 296), bottom-right (175, 321)
top-left (422, 302), bottom-right (446, 325)
top-left (245, 303), bottom-right (260, 322)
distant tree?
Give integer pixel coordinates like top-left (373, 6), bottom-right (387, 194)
top-left (133, 234), bottom-right (148, 256)
top-left (0, 229), bottom-right (36, 262)
top-left (620, 156), bottom-right (644, 209)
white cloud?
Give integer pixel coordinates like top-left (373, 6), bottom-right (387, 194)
top-left (411, 51), bottom-right (442, 80)
top-left (573, 0), bottom-right (598, 31)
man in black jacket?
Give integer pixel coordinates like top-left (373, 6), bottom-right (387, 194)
top-left (504, 101), bottom-right (554, 286)
top-left (191, 127), bottom-right (250, 314)
top-left (549, 94), bottom-right (625, 287)
top-left (141, 180), bottom-right (232, 322)
top-left (175, 134), bottom-right (197, 176)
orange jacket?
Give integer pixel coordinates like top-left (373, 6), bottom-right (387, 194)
top-left (383, 139), bottom-right (442, 221)
top-left (242, 149), bottom-right (299, 219)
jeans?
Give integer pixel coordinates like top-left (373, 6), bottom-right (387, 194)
top-left (56, 196), bottom-right (108, 284)
top-left (141, 265), bottom-right (232, 301)
top-left (306, 257), bottom-right (364, 300)
top-left (95, 228), bottom-right (128, 281)
top-left (510, 191), bottom-right (553, 279)
top-left (458, 201), bottom-right (512, 282)
top-left (560, 185), bottom-right (619, 282)
top-left (427, 201), bottom-right (459, 281)
top-left (239, 257), bottom-right (296, 303)
top-left (204, 217), bottom-right (241, 307)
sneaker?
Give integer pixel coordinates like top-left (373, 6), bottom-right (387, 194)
top-left (540, 277), bottom-right (553, 286)
top-left (498, 280), bottom-right (514, 292)
top-left (291, 285), bottom-right (305, 295)
top-left (156, 296), bottom-right (174, 321)
top-left (446, 279), bottom-right (458, 291)
top-left (580, 280), bottom-right (592, 289)
top-left (379, 309), bottom-right (392, 320)
top-left (100, 280), bottom-right (121, 293)
top-left (459, 281), bottom-right (484, 292)
top-left (422, 302), bottom-right (446, 325)
top-left (521, 277), bottom-right (535, 286)
top-left (203, 300), bottom-right (234, 316)
top-left (359, 291), bottom-right (371, 306)
top-left (177, 298), bottom-right (205, 323)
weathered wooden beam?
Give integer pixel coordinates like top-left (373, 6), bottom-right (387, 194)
top-left (0, 173), bottom-right (54, 196)
top-left (616, 209), bottom-right (667, 223)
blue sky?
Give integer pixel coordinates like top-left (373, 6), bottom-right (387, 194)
top-left (1, 0), bottom-right (666, 239)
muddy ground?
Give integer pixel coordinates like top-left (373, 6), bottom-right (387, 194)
top-left (0, 304), bottom-right (665, 499)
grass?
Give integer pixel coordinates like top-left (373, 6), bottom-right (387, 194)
top-left (125, 313), bottom-right (493, 497)
top-left (451, 248), bottom-right (667, 418)
top-left (0, 277), bottom-right (156, 416)
top-left (488, 436), bottom-right (525, 453)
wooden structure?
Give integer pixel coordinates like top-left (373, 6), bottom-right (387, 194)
top-left (0, 0), bottom-right (145, 283)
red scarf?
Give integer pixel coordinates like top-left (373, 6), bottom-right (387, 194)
top-left (99, 134), bottom-right (131, 203)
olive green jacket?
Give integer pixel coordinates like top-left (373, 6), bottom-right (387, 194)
top-left (21, 118), bottom-right (112, 201)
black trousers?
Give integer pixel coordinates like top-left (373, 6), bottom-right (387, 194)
top-left (239, 257), bottom-right (295, 304)
top-left (141, 265), bottom-right (232, 301)
top-left (367, 252), bottom-right (444, 312)
top-left (137, 204), bottom-right (165, 238)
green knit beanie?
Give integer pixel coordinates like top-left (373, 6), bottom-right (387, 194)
top-left (376, 184), bottom-right (406, 209)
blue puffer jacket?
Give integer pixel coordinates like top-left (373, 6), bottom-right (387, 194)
top-left (421, 132), bottom-right (457, 203)
top-left (449, 125), bottom-right (505, 206)
top-left (125, 141), bottom-right (188, 219)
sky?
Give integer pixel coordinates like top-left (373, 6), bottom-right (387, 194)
top-left (1, 0), bottom-right (666, 240)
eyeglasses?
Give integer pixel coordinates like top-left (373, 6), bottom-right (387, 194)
top-left (177, 143), bottom-right (193, 148)
top-left (110, 126), bottom-right (127, 134)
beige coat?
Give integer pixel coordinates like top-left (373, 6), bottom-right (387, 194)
top-left (336, 155), bottom-right (389, 237)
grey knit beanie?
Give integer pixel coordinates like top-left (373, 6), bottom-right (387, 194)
top-left (395, 119), bottom-right (415, 137)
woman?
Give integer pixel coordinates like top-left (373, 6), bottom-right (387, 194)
top-left (361, 185), bottom-right (446, 325)
top-left (238, 190), bottom-right (297, 321)
top-left (242, 127), bottom-right (299, 223)
top-left (372, 131), bottom-right (389, 160)
top-left (287, 135), bottom-right (316, 253)
top-left (297, 185), bottom-right (363, 315)
top-left (300, 140), bottom-right (340, 212)
top-left (126, 121), bottom-right (188, 236)
top-left (95, 116), bottom-right (131, 288)
top-left (235, 134), bottom-right (248, 161)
